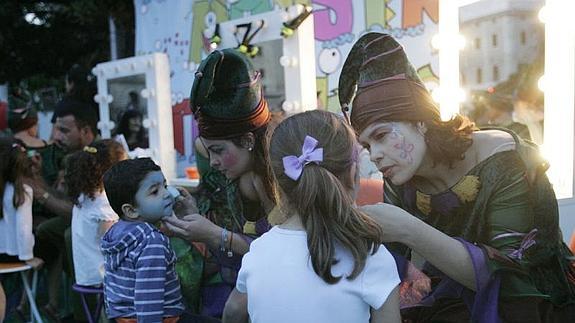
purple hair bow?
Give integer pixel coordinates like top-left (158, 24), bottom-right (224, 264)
top-left (282, 135), bottom-right (323, 181)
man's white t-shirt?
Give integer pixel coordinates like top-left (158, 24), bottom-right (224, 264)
top-left (72, 192), bottom-right (118, 286)
top-left (236, 226), bottom-right (400, 323)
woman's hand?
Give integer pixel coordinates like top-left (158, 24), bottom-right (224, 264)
top-left (173, 187), bottom-right (199, 217)
top-left (360, 203), bottom-right (420, 244)
top-left (162, 214), bottom-right (220, 247)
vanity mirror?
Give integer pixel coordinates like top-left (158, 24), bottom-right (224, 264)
top-left (93, 53), bottom-right (176, 180)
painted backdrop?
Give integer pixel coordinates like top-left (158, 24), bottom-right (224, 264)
top-left (134, 0), bottom-right (439, 176)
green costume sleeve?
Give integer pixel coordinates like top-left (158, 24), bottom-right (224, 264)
top-left (485, 163), bottom-right (534, 251)
top-left (475, 151), bottom-right (550, 299)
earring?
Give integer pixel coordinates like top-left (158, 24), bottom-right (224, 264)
top-left (248, 147), bottom-right (253, 151)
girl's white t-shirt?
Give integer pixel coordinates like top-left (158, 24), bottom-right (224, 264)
top-left (72, 192), bottom-right (118, 286)
top-left (236, 226), bottom-right (400, 323)
top-left (0, 183), bottom-right (34, 260)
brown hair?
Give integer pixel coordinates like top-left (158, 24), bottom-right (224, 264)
top-left (0, 138), bottom-right (34, 218)
top-left (65, 139), bottom-right (126, 205)
top-left (269, 110), bottom-right (384, 284)
top-left (229, 124), bottom-right (274, 201)
top-left (424, 114), bottom-right (478, 168)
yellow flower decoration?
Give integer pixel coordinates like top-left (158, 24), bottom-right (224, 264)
top-left (452, 175), bottom-right (481, 203)
top-left (83, 146), bottom-right (98, 153)
top-left (416, 191), bottom-right (432, 216)
top-left (243, 221), bottom-right (257, 235)
top-left (415, 175), bottom-right (481, 216)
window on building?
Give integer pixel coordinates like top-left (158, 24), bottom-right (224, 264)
top-left (475, 37), bottom-right (481, 49)
top-left (521, 31), bottom-right (526, 45)
top-left (493, 65), bottom-right (499, 81)
top-left (477, 68), bottom-right (482, 84)
top-left (492, 34), bottom-right (498, 47)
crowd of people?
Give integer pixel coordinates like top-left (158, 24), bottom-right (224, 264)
top-left (0, 32), bottom-right (574, 323)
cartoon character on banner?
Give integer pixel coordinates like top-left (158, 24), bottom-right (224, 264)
top-left (228, 0), bottom-right (273, 20)
top-left (189, 0), bottom-right (228, 65)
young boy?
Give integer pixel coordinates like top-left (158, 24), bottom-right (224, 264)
top-left (101, 158), bottom-right (184, 322)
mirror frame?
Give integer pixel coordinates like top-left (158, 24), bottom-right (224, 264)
top-left (93, 53), bottom-right (176, 180)
top-left (216, 4), bottom-right (316, 113)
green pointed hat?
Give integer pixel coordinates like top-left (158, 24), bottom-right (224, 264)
top-left (189, 49), bottom-right (270, 139)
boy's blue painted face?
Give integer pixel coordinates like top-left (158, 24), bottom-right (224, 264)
top-left (134, 171), bottom-right (174, 223)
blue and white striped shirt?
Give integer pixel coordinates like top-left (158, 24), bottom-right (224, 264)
top-left (101, 220), bottom-right (184, 322)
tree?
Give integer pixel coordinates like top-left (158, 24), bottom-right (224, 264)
top-left (0, 0), bottom-right (134, 94)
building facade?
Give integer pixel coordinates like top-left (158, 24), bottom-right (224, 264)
top-left (459, 0), bottom-right (543, 90)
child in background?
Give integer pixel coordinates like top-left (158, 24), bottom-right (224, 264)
top-left (101, 158), bottom-right (184, 322)
top-left (224, 110), bottom-right (400, 323)
top-left (66, 139), bottom-right (127, 286)
top-left (0, 138), bottom-right (44, 320)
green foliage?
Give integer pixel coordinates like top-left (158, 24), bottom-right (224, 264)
top-left (0, 0), bottom-right (134, 93)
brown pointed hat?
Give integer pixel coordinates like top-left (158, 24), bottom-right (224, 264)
top-left (189, 49), bottom-right (270, 139)
top-left (338, 33), bottom-right (440, 135)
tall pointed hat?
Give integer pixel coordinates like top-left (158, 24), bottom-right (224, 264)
top-left (190, 49), bottom-right (270, 139)
top-left (338, 33), bottom-right (440, 135)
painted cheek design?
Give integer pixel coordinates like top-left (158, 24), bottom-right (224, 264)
top-left (394, 137), bottom-right (415, 164)
top-left (390, 125), bottom-right (414, 164)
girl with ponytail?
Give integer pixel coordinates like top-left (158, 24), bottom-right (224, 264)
top-left (65, 139), bottom-right (127, 286)
top-left (224, 110), bottom-right (400, 323)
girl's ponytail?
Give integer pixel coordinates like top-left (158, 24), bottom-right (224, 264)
top-left (297, 165), bottom-right (383, 283)
top-left (270, 110), bottom-right (384, 284)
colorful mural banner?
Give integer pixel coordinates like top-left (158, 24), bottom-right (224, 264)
top-left (134, 0), bottom-right (439, 174)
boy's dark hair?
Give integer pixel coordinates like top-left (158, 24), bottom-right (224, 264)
top-left (103, 158), bottom-right (161, 217)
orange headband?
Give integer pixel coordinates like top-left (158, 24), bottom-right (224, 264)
top-left (196, 98), bottom-right (270, 139)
